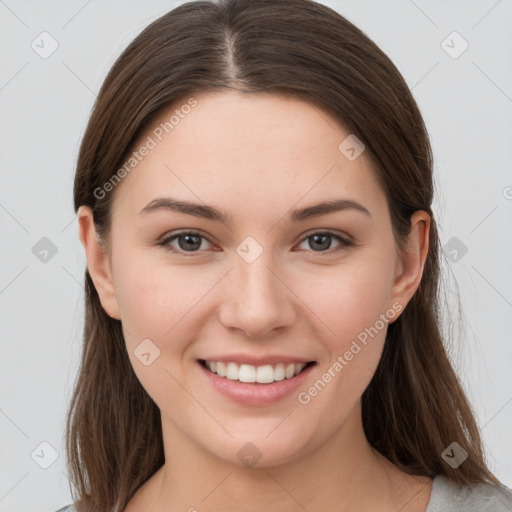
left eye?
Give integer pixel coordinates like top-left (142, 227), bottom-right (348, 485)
top-left (158, 230), bottom-right (352, 255)
top-left (296, 231), bottom-right (352, 253)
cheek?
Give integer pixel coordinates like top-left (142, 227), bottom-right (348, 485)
top-left (113, 258), bottom-right (229, 375)
top-left (113, 260), bottom-right (205, 412)
top-left (293, 264), bottom-right (395, 432)
top-left (114, 261), bottom-right (196, 344)
top-left (293, 254), bottom-right (395, 396)
top-left (296, 256), bottom-right (395, 345)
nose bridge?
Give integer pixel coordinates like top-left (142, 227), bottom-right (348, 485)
top-left (234, 240), bottom-right (282, 309)
top-left (218, 236), bottom-right (295, 337)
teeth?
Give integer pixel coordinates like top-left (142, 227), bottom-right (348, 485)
top-left (216, 361), bottom-right (226, 377)
top-left (203, 360), bottom-right (308, 383)
top-left (239, 364), bottom-right (256, 383)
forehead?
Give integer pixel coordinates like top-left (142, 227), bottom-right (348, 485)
top-left (111, 90), bottom-right (385, 221)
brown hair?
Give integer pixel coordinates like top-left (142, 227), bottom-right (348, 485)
top-left (67, 0), bottom-right (501, 510)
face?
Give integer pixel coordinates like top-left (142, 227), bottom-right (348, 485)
top-left (80, 90), bottom-right (428, 469)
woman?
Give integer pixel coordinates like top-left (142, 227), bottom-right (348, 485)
top-left (58, 0), bottom-right (512, 510)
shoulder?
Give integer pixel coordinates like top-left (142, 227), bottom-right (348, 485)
top-left (54, 505), bottom-right (76, 512)
top-left (426, 474), bottom-right (512, 511)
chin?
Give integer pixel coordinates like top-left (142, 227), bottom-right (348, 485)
top-left (203, 427), bottom-right (313, 469)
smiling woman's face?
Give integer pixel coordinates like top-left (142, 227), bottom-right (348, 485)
top-left (79, 90), bottom-right (428, 469)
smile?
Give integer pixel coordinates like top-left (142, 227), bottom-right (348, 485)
top-left (197, 358), bottom-right (317, 406)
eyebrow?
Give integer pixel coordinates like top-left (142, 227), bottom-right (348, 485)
top-left (138, 196), bottom-right (372, 226)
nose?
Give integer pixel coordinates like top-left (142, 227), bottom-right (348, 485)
top-left (217, 248), bottom-right (296, 338)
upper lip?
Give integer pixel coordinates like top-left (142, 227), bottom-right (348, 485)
top-left (199, 354), bottom-right (316, 366)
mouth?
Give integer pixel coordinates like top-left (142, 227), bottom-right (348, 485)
top-left (197, 357), bottom-right (317, 405)
top-left (198, 359), bottom-right (317, 385)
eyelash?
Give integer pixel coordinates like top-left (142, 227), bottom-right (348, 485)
top-left (157, 229), bottom-right (353, 257)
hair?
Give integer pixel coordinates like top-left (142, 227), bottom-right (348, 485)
top-left (67, 0), bottom-right (502, 510)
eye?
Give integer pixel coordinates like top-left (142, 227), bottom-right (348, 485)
top-left (158, 231), bottom-right (213, 255)
top-left (296, 230), bottom-right (352, 253)
top-left (157, 229), bottom-right (353, 256)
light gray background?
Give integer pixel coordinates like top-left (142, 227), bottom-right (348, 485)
top-left (1, 1), bottom-right (511, 510)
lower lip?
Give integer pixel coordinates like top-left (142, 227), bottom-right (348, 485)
top-left (197, 360), bottom-right (316, 406)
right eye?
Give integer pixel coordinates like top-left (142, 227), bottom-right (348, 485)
top-left (158, 231), bottom-right (215, 256)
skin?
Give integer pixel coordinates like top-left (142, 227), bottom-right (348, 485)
top-left (78, 90), bottom-right (432, 511)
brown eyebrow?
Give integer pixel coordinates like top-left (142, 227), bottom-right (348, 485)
top-left (138, 196), bottom-right (372, 226)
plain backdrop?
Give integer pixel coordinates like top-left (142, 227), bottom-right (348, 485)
top-left (1, 1), bottom-right (511, 510)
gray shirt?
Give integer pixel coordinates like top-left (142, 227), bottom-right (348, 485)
top-left (425, 474), bottom-right (512, 511)
top-left (54, 474), bottom-right (512, 511)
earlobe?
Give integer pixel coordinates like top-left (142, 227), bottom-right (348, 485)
top-left (389, 210), bottom-right (430, 315)
top-left (77, 206), bottom-right (121, 320)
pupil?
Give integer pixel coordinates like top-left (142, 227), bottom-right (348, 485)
top-left (311, 234), bottom-right (330, 251)
top-left (180, 234), bottom-right (201, 251)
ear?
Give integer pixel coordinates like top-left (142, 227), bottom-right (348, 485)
top-left (389, 210), bottom-right (430, 317)
top-left (77, 206), bottom-right (121, 320)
